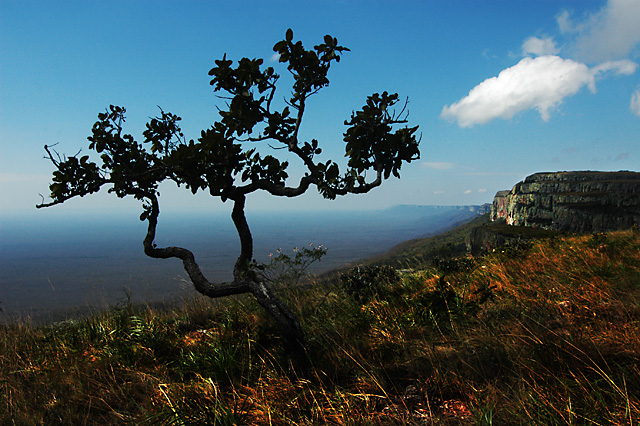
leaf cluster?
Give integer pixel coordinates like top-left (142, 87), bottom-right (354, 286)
top-left (273, 28), bottom-right (349, 106)
top-left (39, 29), bottom-right (420, 216)
top-left (344, 92), bottom-right (420, 180)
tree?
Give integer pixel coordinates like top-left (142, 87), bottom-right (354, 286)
top-left (37, 29), bottom-right (420, 372)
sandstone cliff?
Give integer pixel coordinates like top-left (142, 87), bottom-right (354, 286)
top-left (490, 171), bottom-right (640, 233)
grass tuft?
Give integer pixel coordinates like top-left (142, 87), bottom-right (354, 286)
top-left (2, 229), bottom-right (639, 424)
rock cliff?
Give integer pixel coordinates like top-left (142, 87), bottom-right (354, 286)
top-left (490, 171), bottom-right (640, 233)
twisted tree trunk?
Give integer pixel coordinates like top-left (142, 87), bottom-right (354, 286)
top-left (230, 194), bottom-right (309, 374)
top-left (142, 193), bottom-right (309, 374)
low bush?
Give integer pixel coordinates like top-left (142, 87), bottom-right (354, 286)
top-left (340, 264), bottom-right (401, 303)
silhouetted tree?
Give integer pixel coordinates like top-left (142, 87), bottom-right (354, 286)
top-left (38, 29), bottom-right (420, 373)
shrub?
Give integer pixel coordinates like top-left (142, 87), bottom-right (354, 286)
top-left (340, 265), bottom-right (400, 303)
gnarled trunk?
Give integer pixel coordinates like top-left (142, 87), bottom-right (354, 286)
top-left (143, 192), bottom-right (308, 374)
top-left (231, 194), bottom-right (308, 374)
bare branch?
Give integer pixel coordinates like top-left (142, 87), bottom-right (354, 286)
top-left (36, 198), bottom-right (67, 209)
top-left (267, 144), bottom-right (287, 150)
top-left (249, 174), bottom-right (314, 197)
top-left (43, 144), bottom-right (63, 166)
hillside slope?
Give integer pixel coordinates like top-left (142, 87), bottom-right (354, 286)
top-left (366, 214), bottom-right (490, 268)
top-left (2, 226), bottom-right (639, 424)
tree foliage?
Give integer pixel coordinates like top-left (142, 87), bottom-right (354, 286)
top-left (38, 29), bottom-right (420, 373)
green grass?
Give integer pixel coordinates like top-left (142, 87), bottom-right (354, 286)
top-left (365, 214), bottom-right (492, 269)
top-left (2, 227), bottom-right (639, 425)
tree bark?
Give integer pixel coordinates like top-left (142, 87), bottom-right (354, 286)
top-left (143, 192), bottom-right (309, 374)
top-left (230, 194), bottom-right (309, 374)
top-left (142, 194), bottom-right (249, 298)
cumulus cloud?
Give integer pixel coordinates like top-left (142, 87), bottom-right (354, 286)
top-left (441, 56), bottom-right (596, 127)
top-left (522, 36), bottom-right (559, 56)
top-left (441, 0), bottom-right (640, 128)
top-left (630, 90), bottom-right (640, 116)
top-left (441, 54), bottom-right (639, 127)
top-left (558, 0), bottom-right (640, 62)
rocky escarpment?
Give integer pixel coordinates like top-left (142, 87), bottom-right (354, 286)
top-left (490, 171), bottom-right (640, 233)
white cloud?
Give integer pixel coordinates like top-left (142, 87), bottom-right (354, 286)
top-left (556, 10), bottom-right (576, 34)
top-left (522, 36), bottom-right (559, 56)
top-left (478, 188), bottom-right (487, 193)
top-left (631, 90), bottom-right (640, 116)
top-left (441, 0), bottom-right (640, 128)
top-left (592, 59), bottom-right (638, 76)
top-left (422, 161), bottom-right (456, 170)
top-left (441, 56), bottom-right (595, 127)
top-left (558, 0), bottom-right (640, 62)
top-left (464, 189), bottom-right (472, 194)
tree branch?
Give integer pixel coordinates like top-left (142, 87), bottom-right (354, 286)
top-left (142, 193), bottom-right (249, 297)
top-left (230, 194), bottom-right (253, 279)
top-left (239, 174), bottom-right (315, 197)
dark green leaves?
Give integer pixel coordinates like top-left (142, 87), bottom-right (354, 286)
top-left (88, 105), bottom-right (127, 153)
top-left (47, 153), bottom-right (103, 203)
top-left (272, 28), bottom-right (349, 106)
top-left (219, 91), bottom-right (265, 137)
top-left (209, 56), bottom-right (275, 95)
top-left (40, 30), bottom-right (419, 225)
top-left (263, 106), bottom-right (295, 140)
top-left (143, 108), bottom-right (183, 155)
top-left (315, 34), bottom-right (349, 63)
top-left (300, 139), bottom-right (322, 159)
top-left (241, 153), bottom-right (289, 185)
top-left (165, 126), bottom-right (247, 197)
top-left (208, 56), bottom-right (279, 137)
top-left (343, 92), bottom-right (420, 179)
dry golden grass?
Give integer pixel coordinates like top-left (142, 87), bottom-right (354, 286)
top-left (1, 229), bottom-right (638, 425)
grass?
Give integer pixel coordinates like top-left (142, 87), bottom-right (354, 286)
top-left (365, 215), bottom-right (492, 269)
top-left (1, 227), bottom-right (639, 425)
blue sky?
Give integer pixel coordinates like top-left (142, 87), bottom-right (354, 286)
top-left (2, 0), bottom-right (639, 217)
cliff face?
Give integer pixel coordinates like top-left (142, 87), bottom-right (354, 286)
top-left (490, 171), bottom-right (640, 233)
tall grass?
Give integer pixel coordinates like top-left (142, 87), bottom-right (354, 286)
top-left (1, 229), bottom-right (638, 425)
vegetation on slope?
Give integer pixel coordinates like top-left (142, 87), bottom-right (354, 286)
top-left (2, 227), bottom-right (639, 425)
top-left (366, 214), bottom-right (492, 269)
